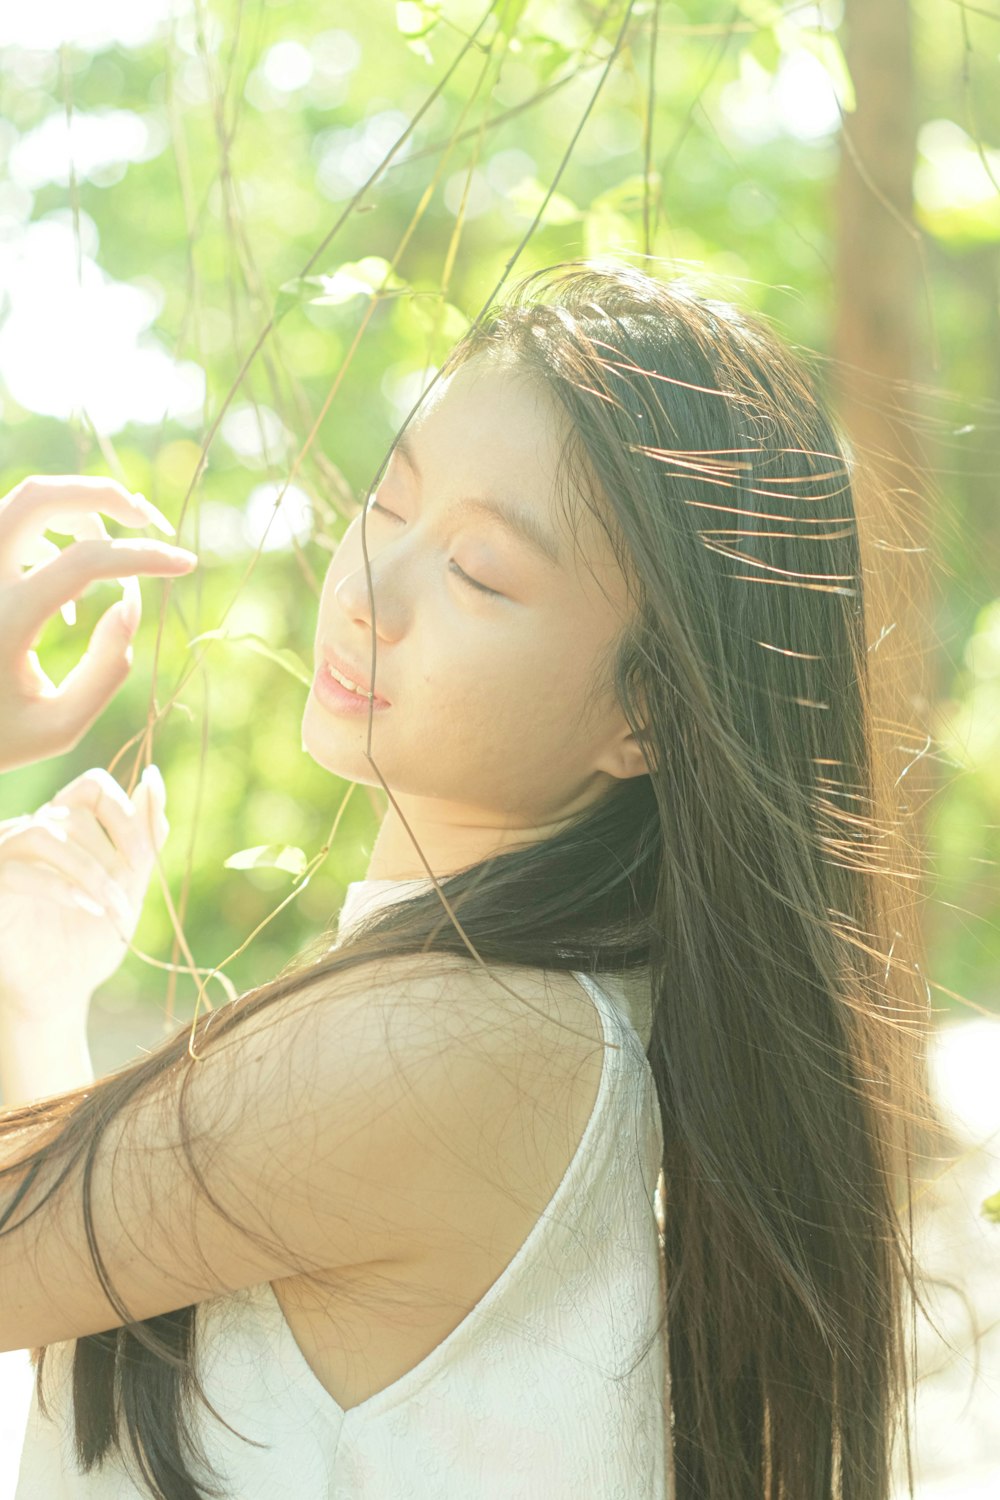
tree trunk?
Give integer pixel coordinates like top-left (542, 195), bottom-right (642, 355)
top-left (833, 0), bottom-right (940, 940)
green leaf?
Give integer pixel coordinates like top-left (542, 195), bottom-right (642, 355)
top-left (187, 629), bottom-right (313, 686)
top-left (275, 258), bottom-right (409, 323)
top-left (982, 1189), bottom-right (1000, 1224)
top-left (747, 25), bottom-right (781, 74)
top-left (224, 844), bottom-right (309, 877)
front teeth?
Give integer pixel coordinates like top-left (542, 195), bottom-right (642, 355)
top-left (329, 664), bottom-right (366, 695)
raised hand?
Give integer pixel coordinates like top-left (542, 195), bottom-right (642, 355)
top-left (0, 474), bottom-right (198, 772)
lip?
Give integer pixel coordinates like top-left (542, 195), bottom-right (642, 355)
top-left (318, 645), bottom-right (391, 706)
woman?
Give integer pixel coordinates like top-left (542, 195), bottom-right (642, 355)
top-left (0, 263), bottom-right (931, 1499)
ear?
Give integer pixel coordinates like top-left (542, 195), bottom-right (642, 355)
top-left (601, 723), bottom-right (657, 780)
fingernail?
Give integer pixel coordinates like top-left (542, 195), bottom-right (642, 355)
top-left (141, 763), bottom-right (166, 797)
top-left (170, 547), bottom-right (199, 568)
top-left (131, 493), bottom-right (176, 537)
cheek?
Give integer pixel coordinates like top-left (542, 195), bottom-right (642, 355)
top-left (437, 636), bottom-right (584, 736)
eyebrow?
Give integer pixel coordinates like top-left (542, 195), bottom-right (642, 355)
top-left (391, 432), bottom-right (562, 568)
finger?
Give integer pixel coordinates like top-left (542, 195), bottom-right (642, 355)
top-left (7, 538), bottom-right (197, 653)
top-left (45, 511), bottom-right (111, 619)
top-left (0, 858), bottom-right (108, 917)
top-left (48, 765), bottom-right (134, 814)
top-left (49, 767), bottom-right (149, 873)
top-left (55, 528), bottom-right (142, 638)
top-left (35, 804), bottom-right (134, 889)
top-left (19, 509), bottom-right (111, 553)
top-left (24, 596), bottom-right (136, 750)
top-left (18, 535), bottom-right (62, 569)
top-left (22, 649), bottom-right (57, 695)
top-left (1, 823), bottom-right (133, 926)
top-left (18, 536), bottom-right (78, 625)
top-left (23, 540), bottom-right (77, 627)
top-left (118, 574), bottom-right (141, 633)
top-left (55, 537), bottom-right (117, 623)
top-left (17, 510), bottom-right (111, 613)
top-left (0, 477), bottom-right (176, 569)
top-left (0, 813), bottom-right (33, 847)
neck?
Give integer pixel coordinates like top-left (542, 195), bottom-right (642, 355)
top-left (364, 796), bottom-right (593, 882)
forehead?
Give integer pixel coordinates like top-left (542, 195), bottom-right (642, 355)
top-left (405, 355), bottom-right (608, 550)
top-left (413, 355), bottom-right (567, 478)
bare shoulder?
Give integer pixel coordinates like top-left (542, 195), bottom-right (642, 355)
top-left (303, 947), bottom-right (608, 1142)
top-left (0, 949), bottom-right (605, 1353)
top-left (276, 948), bottom-right (608, 1256)
top-left (260, 947), bottom-right (606, 1099)
top-left (303, 949), bottom-right (608, 1258)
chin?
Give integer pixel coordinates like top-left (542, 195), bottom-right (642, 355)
top-left (300, 698), bottom-right (387, 786)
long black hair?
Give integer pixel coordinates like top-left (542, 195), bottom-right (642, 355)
top-left (1, 261), bottom-right (935, 1499)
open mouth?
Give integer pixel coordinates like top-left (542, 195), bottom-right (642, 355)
top-left (320, 647), bottom-right (391, 706)
top-left (314, 661), bottom-right (391, 714)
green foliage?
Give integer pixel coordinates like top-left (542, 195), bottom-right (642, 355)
top-left (276, 257), bottom-right (411, 323)
top-left (187, 630), bottom-right (314, 687)
top-left (0, 0), bottom-right (996, 1041)
top-left (224, 845), bottom-right (310, 878)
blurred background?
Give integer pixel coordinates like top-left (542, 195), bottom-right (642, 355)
top-left (0, 0), bottom-right (998, 1493)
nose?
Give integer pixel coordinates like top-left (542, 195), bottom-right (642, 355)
top-left (333, 546), bottom-right (404, 641)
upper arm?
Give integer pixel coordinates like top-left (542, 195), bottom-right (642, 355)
top-left (0, 955), bottom-right (603, 1353)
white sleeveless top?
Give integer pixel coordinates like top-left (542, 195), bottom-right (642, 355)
top-left (14, 876), bottom-right (669, 1499)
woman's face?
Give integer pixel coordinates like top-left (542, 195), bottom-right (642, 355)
top-left (301, 353), bottom-right (649, 872)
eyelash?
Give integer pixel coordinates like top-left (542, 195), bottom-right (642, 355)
top-left (366, 500), bottom-right (504, 599)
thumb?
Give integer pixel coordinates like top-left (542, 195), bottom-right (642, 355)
top-left (49, 578), bottom-right (141, 740)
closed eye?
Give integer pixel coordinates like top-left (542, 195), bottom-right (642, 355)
top-left (366, 499), bottom-right (505, 599)
top-left (448, 560), bottom-right (504, 598)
